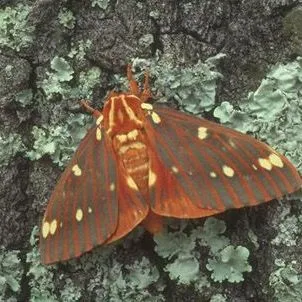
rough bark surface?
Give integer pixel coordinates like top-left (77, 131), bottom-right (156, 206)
top-left (1, 0), bottom-right (301, 301)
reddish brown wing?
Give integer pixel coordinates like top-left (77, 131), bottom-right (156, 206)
top-left (106, 161), bottom-right (149, 244)
top-left (40, 125), bottom-right (148, 264)
top-left (144, 106), bottom-right (301, 218)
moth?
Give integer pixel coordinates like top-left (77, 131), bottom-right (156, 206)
top-left (40, 66), bottom-right (302, 264)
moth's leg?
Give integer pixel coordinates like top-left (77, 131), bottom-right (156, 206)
top-left (140, 70), bottom-right (152, 102)
top-left (127, 64), bottom-right (140, 95)
top-left (80, 100), bottom-right (102, 118)
top-left (141, 211), bottom-right (164, 234)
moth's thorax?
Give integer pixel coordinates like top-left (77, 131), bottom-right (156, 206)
top-left (102, 94), bottom-right (145, 136)
top-left (103, 93), bottom-right (151, 195)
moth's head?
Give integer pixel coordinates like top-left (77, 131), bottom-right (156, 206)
top-left (102, 93), bottom-right (146, 136)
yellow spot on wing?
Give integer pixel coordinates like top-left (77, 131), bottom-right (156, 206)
top-left (88, 207), bottom-right (92, 213)
top-left (110, 183), bottom-right (115, 191)
top-left (76, 208), bottom-right (83, 221)
top-left (141, 103), bottom-right (153, 110)
top-left (171, 166), bottom-right (179, 173)
top-left (229, 139), bottom-right (236, 148)
top-left (96, 128), bottom-right (102, 141)
top-left (252, 164), bottom-right (258, 170)
top-left (72, 164), bottom-right (82, 176)
top-left (151, 111), bottom-right (161, 124)
top-left (127, 176), bottom-right (139, 191)
top-left (50, 219), bottom-right (57, 235)
top-left (42, 221), bottom-right (50, 238)
top-left (96, 114), bottom-right (103, 126)
top-left (269, 153), bottom-right (284, 168)
top-left (222, 165), bottom-right (235, 177)
top-left (210, 171), bottom-right (217, 178)
top-left (198, 127), bottom-right (208, 140)
top-left (149, 169), bottom-right (157, 187)
top-left (258, 158), bottom-right (272, 171)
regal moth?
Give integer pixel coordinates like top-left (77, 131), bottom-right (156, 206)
top-left (40, 65), bottom-right (302, 264)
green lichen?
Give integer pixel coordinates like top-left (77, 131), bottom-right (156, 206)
top-left (77, 67), bottom-right (102, 99)
top-left (153, 54), bottom-right (225, 113)
top-left (50, 56), bottom-right (74, 81)
top-left (39, 56), bottom-right (74, 99)
top-left (81, 248), bottom-right (164, 301)
top-left (59, 278), bottom-right (82, 302)
top-left (15, 89), bottom-right (33, 107)
top-left (271, 214), bottom-right (302, 247)
top-left (39, 56), bottom-right (101, 101)
top-left (26, 227), bottom-right (82, 302)
top-left (26, 228), bottom-right (162, 301)
top-left (269, 260), bottom-right (302, 302)
top-left (68, 39), bottom-right (92, 61)
top-left (154, 228), bottom-right (196, 260)
top-left (58, 8), bottom-right (76, 30)
top-left (138, 34), bottom-right (154, 48)
top-left (197, 218), bottom-right (251, 283)
top-left (214, 58), bottom-right (302, 171)
top-left (154, 218), bottom-right (251, 285)
top-left (0, 133), bottom-right (24, 167)
top-left (27, 228), bottom-right (56, 301)
top-left (0, 4), bottom-right (34, 51)
top-left (149, 10), bottom-right (160, 19)
top-left (154, 228), bottom-right (207, 285)
top-left (165, 254), bottom-right (201, 285)
top-left (210, 293), bottom-right (228, 302)
top-left (27, 113), bottom-right (91, 166)
top-left (91, 0), bottom-right (110, 10)
top-left (116, 54), bottom-right (225, 114)
top-left (206, 245), bottom-right (252, 283)
top-left (0, 247), bottom-right (22, 301)
top-left (194, 217), bottom-right (230, 254)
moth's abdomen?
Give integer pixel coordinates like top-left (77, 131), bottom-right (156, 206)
top-left (113, 129), bottom-right (149, 195)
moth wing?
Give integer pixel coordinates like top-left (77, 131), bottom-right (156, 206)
top-left (105, 161), bottom-right (149, 244)
top-left (40, 123), bottom-right (149, 264)
top-left (40, 125), bottom-right (118, 264)
top-left (144, 106), bottom-right (301, 218)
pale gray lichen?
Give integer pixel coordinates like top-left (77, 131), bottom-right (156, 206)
top-left (154, 218), bottom-right (251, 285)
top-left (68, 39), bottom-right (92, 62)
top-left (269, 260), bottom-right (302, 302)
top-left (0, 4), bottom-right (34, 51)
top-left (39, 56), bottom-right (101, 101)
top-left (0, 247), bottom-right (22, 301)
top-left (214, 58), bottom-right (302, 171)
top-left (206, 245), bottom-right (252, 283)
top-left (58, 8), bottom-right (76, 30)
top-left (154, 222), bottom-right (210, 287)
top-left (210, 293), bottom-right (228, 302)
top-left (27, 113), bottom-right (91, 166)
top-left (271, 215), bottom-right (302, 247)
top-left (91, 0), bottom-right (110, 10)
top-left (121, 54), bottom-right (225, 114)
top-left (26, 227), bottom-right (82, 302)
top-left (0, 133), bottom-right (24, 167)
top-left (193, 217), bottom-right (230, 254)
top-left (139, 34), bottom-right (154, 48)
top-left (15, 89), bottom-right (33, 107)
